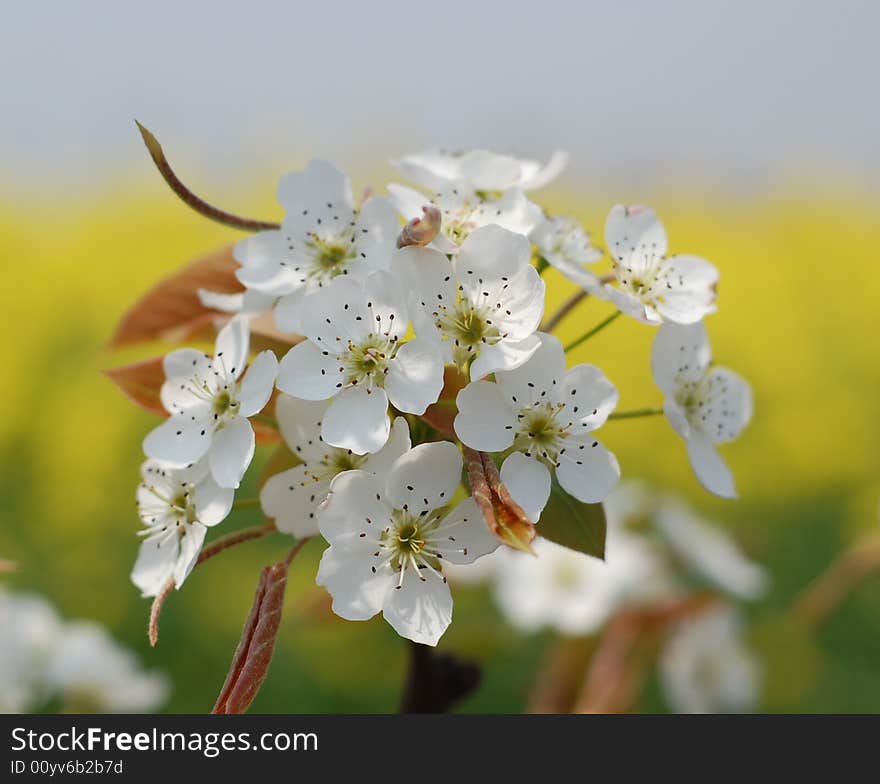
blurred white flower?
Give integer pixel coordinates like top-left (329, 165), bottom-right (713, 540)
top-left (142, 318), bottom-right (278, 488)
top-left (315, 442), bottom-right (498, 646)
top-left (0, 591), bottom-right (169, 713)
top-left (455, 332), bottom-right (620, 519)
top-left (277, 272), bottom-right (443, 454)
top-left (232, 159), bottom-right (400, 334)
top-left (659, 604), bottom-right (761, 714)
top-left (131, 459), bottom-right (233, 597)
top-left (651, 321), bottom-right (752, 498)
top-left (532, 215), bottom-right (604, 293)
top-left (261, 396), bottom-right (411, 537)
top-left (654, 499), bottom-right (768, 600)
top-left (393, 224), bottom-right (545, 379)
top-left (391, 148), bottom-right (568, 193)
top-left (45, 621), bottom-right (170, 712)
top-left (604, 205), bottom-right (718, 325)
top-left (0, 592), bottom-right (62, 713)
top-left (493, 529), bottom-right (668, 636)
top-left (388, 182), bottom-right (542, 253)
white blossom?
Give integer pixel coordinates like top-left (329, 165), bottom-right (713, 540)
top-left (45, 621), bottom-right (170, 712)
top-left (604, 204), bottom-right (718, 325)
top-left (654, 499), bottom-right (768, 600)
top-left (276, 272), bottom-right (444, 455)
top-left (232, 159), bottom-right (400, 334)
top-left (454, 332), bottom-right (620, 518)
top-left (0, 592), bottom-right (62, 713)
top-left (315, 442), bottom-right (498, 646)
top-left (131, 459), bottom-right (233, 597)
top-left (261, 396), bottom-right (411, 537)
top-left (651, 321), bottom-right (752, 498)
top-left (391, 148), bottom-right (569, 193)
top-left (532, 215), bottom-right (604, 293)
top-left (659, 604), bottom-right (761, 714)
top-left (143, 318), bottom-right (278, 489)
top-left (388, 182), bottom-right (542, 253)
top-left (392, 224), bottom-right (545, 379)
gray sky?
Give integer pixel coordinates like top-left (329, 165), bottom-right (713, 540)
top-left (1, 0), bottom-right (877, 194)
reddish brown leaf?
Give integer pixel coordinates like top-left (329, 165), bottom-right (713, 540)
top-left (110, 245), bottom-right (243, 348)
top-left (103, 356), bottom-right (166, 416)
top-left (421, 367), bottom-right (467, 436)
top-left (463, 446), bottom-right (536, 553)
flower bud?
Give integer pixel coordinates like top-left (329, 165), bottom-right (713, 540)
top-left (396, 205), bottom-right (442, 248)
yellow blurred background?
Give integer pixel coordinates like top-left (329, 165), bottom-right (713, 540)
top-left (2, 173), bottom-right (879, 711)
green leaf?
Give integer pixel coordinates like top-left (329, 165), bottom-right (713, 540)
top-left (538, 478), bottom-right (607, 559)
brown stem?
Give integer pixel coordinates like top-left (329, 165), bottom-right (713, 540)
top-left (398, 641), bottom-right (481, 713)
top-left (136, 121), bottom-right (280, 232)
top-left (147, 522), bottom-right (276, 647)
top-left (540, 273), bottom-right (614, 333)
top-left (792, 536), bottom-right (880, 629)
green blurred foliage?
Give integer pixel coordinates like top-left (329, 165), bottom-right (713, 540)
top-left (1, 178), bottom-right (879, 713)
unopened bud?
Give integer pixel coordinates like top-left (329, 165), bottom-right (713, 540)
top-left (397, 205), bottom-right (442, 249)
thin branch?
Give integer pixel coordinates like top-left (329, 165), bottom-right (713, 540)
top-left (136, 121), bottom-right (280, 232)
top-left (147, 522), bottom-right (275, 647)
top-left (540, 273), bottom-right (614, 333)
top-left (792, 536), bottom-right (880, 629)
top-left (564, 310), bottom-right (621, 353)
top-left (609, 407), bottom-right (664, 421)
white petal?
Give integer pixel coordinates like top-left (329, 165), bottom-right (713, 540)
top-left (382, 572), bottom-right (453, 646)
top-left (495, 332), bottom-right (566, 408)
top-left (518, 149), bottom-right (569, 190)
top-left (321, 386), bottom-right (390, 454)
top-left (655, 255), bottom-right (719, 324)
top-left (208, 416), bottom-right (255, 488)
top-left (557, 436), bottom-right (621, 503)
top-left (261, 465), bottom-right (327, 538)
top-left (500, 453), bottom-right (551, 524)
top-left (651, 321), bottom-right (712, 395)
top-left (469, 335), bottom-right (541, 380)
top-left (298, 275), bottom-right (373, 347)
top-left (385, 340), bottom-right (445, 414)
top-left (605, 204), bottom-right (667, 274)
top-left (365, 270), bottom-right (409, 341)
top-left (687, 432), bottom-right (737, 498)
top-left (354, 196), bottom-right (400, 272)
top-left (454, 380), bottom-right (516, 452)
top-left (492, 265), bottom-right (545, 342)
top-left (390, 246), bottom-right (455, 340)
top-left (235, 260), bottom-right (299, 297)
top-left (560, 363), bottom-right (619, 433)
top-left (605, 285), bottom-right (662, 324)
top-left (385, 441), bottom-right (463, 514)
top-left (362, 417), bottom-right (412, 476)
top-left (142, 415), bottom-right (213, 468)
top-left (194, 476), bottom-right (234, 526)
top-left (316, 544), bottom-right (392, 621)
top-left (276, 341), bottom-right (344, 401)
top-left (457, 149), bottom-right (523, 190)
top-left (431, 496), bottom-right (499, 564)
top-left (386, 183), bottom-right (430, 220)
top-left (238, 350), bottom-right (278, 417)
top-left (197, 289), bottom-right (244, 313)
top-left (319, 469), bottom-right (393, 544)
top-left (454, 224), bottom-right (532, 286)
top-left (173, 524), bottom-right (208, 588)
top-left (697, 367), bottom-right (753, 444)
top-left (274, 288), bottom-right (306, 335)
top-left (277, 159), bottom-right (354, 221)
top-left (234, 229), bottom-right (281, 269)
top-left (131, 536), bottom-right (177, 598)
top-left (160, 350), bottom-right (212, 413)
top-left (213, 317), bottom-right (250, 382)
top-left (664, 397), bottom-right (692, 440)
top-left (275, 394), bottom-right (331, 463)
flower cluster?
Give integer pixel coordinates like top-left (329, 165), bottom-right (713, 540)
top-left (121, 147), bottom-right (753, 648)
top-left (0, 589), bottom-right (169, 713)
